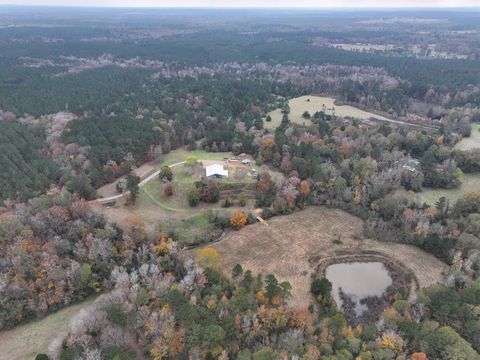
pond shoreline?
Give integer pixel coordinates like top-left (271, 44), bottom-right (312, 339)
top-left (313, 251), bottom-right (415, 325)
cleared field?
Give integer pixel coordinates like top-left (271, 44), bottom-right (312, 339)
top-left (185, 207), bottom-right (446, 308)
top-left (93, 153), bottom-right (266, 245)
top-left (264, 95), bottom-right (395, 129)
top-left (97, 149), bottom-right (231, 198)
top-left (331, 43), bottom-right (394, 52)
top-left (421, 173), bottom-right (480, 206)
top-left (454, 123), bottom-right (480, 151)
top-left (0, 297), bottom-right (96, 360)
top-left (159, 149), bottom-right (231, 167)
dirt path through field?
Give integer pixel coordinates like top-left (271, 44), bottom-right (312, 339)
top-left (184, 207), bottom-right (446, 308)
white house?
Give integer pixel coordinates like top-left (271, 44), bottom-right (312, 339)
top-left (206, 164), bottom-right (229, 178)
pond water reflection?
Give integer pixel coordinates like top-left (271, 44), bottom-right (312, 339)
top-left (325, 262), bottom-right (393, 316)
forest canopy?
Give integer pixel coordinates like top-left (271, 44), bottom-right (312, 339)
top-left (0, 121), bottom-right (59, 202)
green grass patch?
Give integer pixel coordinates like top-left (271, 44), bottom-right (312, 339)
top-left (166, 212), bottom-right (213, 246)
top-left (454, 123), bottom-right (480, 151)
top-left (140, 181), bottom-right (189, 212)
top-left (421, 173), bottom-right (480, 206)
top-left (160, 149), bottom-right (231, 166)
top-left (0, 297), bottom-right (96, 360)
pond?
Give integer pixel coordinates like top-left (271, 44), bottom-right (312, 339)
top-left (325, 261), bottom-right (393, 317)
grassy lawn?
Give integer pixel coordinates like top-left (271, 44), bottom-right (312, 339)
top-left (454, 123), bottom-right (480, 150)
top-left (0, 297), bottom-right (96, 360)
top-left (141, 177), bottom-right (193, 211)
top-left (421, 173), bottom-right (480, 206)
top-left (166, 212), bottom-right (213, 245)
top-left (160, 149), bottom-right (231, 166)
top-left (97, 149), bottom-right (265, 245)
top-left (141, 160), bottom-right (262, 212)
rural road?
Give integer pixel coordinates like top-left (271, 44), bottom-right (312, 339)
top-left (93, 160), bottom-right (186, 204)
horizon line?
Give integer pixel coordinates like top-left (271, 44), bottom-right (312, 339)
top-left (1, 4), bottom-right (479, 9)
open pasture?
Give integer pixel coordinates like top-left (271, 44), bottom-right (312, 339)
top-left (454, 123), bottom-right (480, 151)
top-left (421, 173), bottom-right (480, 206)
top-left (0, 297), bottom-right (96, 360)
top-left (264, 95), bottom-right (395, 129)
top-left (185, 207), bottom-right (446, 308)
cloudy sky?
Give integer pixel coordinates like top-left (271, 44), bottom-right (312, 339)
top-left (0, 0), bottom-right (478, 7)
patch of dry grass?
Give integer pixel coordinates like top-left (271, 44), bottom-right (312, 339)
top-left (264, 95), bottom-right (394, 129)
top-left (185, 207), bottom-right (446, 308)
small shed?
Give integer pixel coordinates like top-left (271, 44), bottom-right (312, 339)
top-left (206, 164), bottom-right (229, 178)
top-left (403, 158), bottom-right (420, 172)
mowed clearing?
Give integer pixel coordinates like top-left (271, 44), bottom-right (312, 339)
top-left (0, 297), bottom-right (96, 360)
top-left (185, 207), bottom-right (446, 308)
top-left (264, 95), bottom-right (396, 129)
top-left (421, 173), bottom-right (480, 206)
top-left (454, 123), bottom-right (480, 150)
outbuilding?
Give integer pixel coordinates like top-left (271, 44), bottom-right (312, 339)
top-left (206, 164), bottom-right (229, 178)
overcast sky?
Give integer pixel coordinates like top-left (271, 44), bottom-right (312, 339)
top-left (0, 0), bottom-right (479, 8)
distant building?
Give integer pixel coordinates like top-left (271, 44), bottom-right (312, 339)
top-left (206, 164), bottom-right (229, 178)
top-left (402, 158), bottom-right (420, 172)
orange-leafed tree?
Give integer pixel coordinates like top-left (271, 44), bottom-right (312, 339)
top-left (230, 210), bottom-right (248, 229)
top-left (411, 353), bottom-right (427, 360)
top-left (299, 180), bottom-right (311, 196)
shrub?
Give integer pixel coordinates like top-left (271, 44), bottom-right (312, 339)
top-left (230, 210), bottom-right (248, 229)
top-left (159, 166), bottom-right (173, 182)
top-left (199, 181), bottom-right (220, 203)
top-left (223, 196), bottom-right (233, 207)
top-left (232, 263), bottom-right (244, 278)
top-left (186, 156), bottom-right (198, 167)
top-left (311, 277), bottom-right (332, 298)
top-left (238, 193), bottom-right (247, 206)
top-left (197, 247), bottom-right (221, 269)
top-left (187, 187), bottom-right (200, 207)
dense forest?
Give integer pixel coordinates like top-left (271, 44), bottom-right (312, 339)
top-left (0, 121), bottom-right (59, 202)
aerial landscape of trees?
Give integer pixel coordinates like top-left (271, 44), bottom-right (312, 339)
top-left (0, 6), bottom-right (480, 360)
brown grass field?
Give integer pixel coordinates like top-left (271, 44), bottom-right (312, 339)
top-left (185, 207), bottom-right (446, 308)
top-left (264, 95), bottom-right (395, 129)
